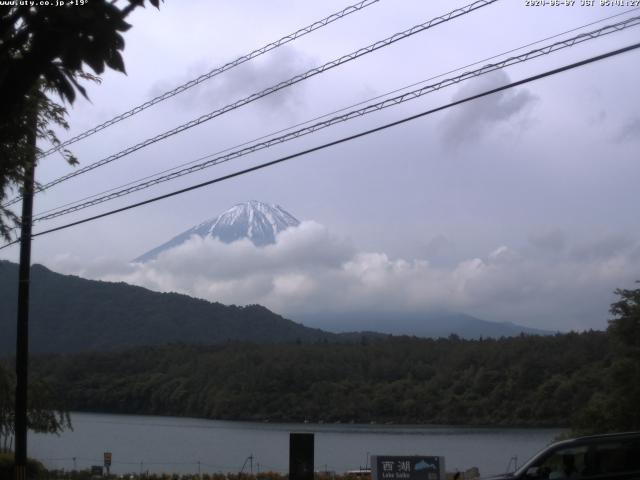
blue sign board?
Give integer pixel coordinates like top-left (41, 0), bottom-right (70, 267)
top-left (371, 455), bottom-right (445, 480)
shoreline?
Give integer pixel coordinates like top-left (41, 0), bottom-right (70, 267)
top-left (65, 410), bottom-right (568, 431)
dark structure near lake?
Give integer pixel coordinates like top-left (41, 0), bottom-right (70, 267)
top-left (289, 433), bottom-right (314, 480)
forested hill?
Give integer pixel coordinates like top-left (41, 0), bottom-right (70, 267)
top-left (29, 331), bottom-right (610, 427)
top-left (0, 261), bottom-right (548, 354)
top-left (0, 261), bottom-right (337, 353)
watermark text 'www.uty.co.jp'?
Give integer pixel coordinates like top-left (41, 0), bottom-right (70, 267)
top-left (0, 0), bottom-right (88, 7)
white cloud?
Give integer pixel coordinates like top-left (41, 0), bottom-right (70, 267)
top-left (439, 70), bottom-right (538, 147)
top-left (528, 228), bottom-right (566, 253)
top-left (148, 46), bottom-right (314, 115)
top-left (45, 221), bottom-right (640, 333)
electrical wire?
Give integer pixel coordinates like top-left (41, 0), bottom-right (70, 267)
top-left (2, 0), bottom-right (497, 208)
top-left (2, 40), bottom-right (638, 250)
top-left (31, 6), bottom-right (640, 219)
top-left (31, 15), bottom-right (640, 223)
top-left (36, 0), bottom-right (383, 160)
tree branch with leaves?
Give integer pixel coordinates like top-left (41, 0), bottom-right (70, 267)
top-left (0, 363), bottom-right (71, 453)
top-left (572, 282), bottom-right (640, 434)
top-left (0, 0), bottom-right (161, 240)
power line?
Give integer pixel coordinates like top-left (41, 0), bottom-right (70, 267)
top-left (32, 7), bottom-right (640, 220)
top-left (2, 40), bottom-right (637, 250)
top-left (37, 0), bottom-right (382, 160)
top-left (31, 15), bottom-right (640, 223)
top-left (3, 0), bottom-right (496, 208)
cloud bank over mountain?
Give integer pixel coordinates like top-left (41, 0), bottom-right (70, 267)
top-left (48, 219), bottom-right (640, 332)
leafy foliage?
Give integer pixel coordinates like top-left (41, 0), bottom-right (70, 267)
top-left (609, 285), bottom-right (640, 350)
top-left (0, 362), bottom-right (71, 453)
top-left (0, 452), bottom-right (46, 479)
top-left (41, 471), bottom-right (315, 480)
top-left (0, 86), bottom-right (83, 240)
top-left (572, 284), bottom-right (640, 434)
top-left (0, 0), bottom-right (161, 239)
top-left (29, 331), bottom-right (611, 427)
top-left (0, 0), bottom-right (160, 114)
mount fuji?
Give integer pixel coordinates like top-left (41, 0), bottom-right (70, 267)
top-left (134, 200), bottom-right (300, 263)
top-left (129, 200), bottom-right (552, 339)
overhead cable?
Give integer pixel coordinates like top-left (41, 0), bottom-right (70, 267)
top-left (31, 15), bottom-right (640, 223)
top-left (4, 0), bottom-right (496, 208)
top-left (2, 40), bottom-right (637, 251)
top-left (37, 0), bottom-right (383, 160)
top-left (33, 7), bottom-right (639, 219)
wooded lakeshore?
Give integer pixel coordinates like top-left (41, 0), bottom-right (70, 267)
top-left (7, 331), bottom-right (610, 429)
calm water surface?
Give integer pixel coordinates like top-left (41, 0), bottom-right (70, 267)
top-left (29, 412), bottom-right (564, 477)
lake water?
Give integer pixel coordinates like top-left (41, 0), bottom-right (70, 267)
top-left (29, 412), bottom-right (564, 477)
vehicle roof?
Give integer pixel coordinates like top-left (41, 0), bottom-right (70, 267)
top-left (570, 431), bottom-right (640, 442)
top-left (511, 431), bottom-right (640, 478)
top-left (548, 431), bottom-right (640, 450)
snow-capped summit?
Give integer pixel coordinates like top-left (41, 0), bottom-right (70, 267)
top-left (134, 200), bottom-right (300, 262)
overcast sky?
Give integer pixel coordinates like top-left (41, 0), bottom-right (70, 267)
top-left (3, 0), bottom-right (640, 332)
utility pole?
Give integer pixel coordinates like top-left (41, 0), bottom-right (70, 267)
top-left (13, 115), bottom-right (36, 480)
